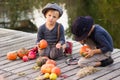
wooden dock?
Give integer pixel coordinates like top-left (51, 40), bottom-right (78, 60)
top-left (0, 28), bottom-right (120, 80)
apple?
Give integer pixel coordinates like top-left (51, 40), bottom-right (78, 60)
top-left (22, 55), bottom-right (29, 62)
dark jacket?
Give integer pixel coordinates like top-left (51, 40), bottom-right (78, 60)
top-left (89, 24), bottom-right (113, 53)
top-left (36, 22), bottom-right (65, 45)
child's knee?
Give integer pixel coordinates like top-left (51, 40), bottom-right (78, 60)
top-left (78, 60), bottom-right (88, 67)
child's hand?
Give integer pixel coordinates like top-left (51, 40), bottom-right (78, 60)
top-left (56, 43), bottom-right (61, 49)
top-left (85, 49), bottom-right (94, 58)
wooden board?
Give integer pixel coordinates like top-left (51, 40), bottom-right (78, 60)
top-left (0, 28), bottom-right (120, 80)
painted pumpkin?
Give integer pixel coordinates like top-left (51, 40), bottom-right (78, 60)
top-left (80, 45), bottom-right (90, 57)
top-left (46, 59), bottom-right (56, 66)
top-left (17, 48), bottom-right (29, 58)
top-left (38, 39), bottom-right (48, 49)
top-left (7, 51), bottom-right (17, 60)
top-left (41, 64), bottom-right (55, 74)
top-left (51, 66), bottom-right (61, 76)
top-left (36, 56), bottom-right (49, 67)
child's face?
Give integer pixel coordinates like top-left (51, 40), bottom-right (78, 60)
top-left (45, 10), bottom-right (59, 25)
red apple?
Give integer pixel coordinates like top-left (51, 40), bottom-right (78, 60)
top-left (22, 55), bottom-right (29, 62)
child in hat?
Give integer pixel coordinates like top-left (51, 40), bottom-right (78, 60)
top-left (36, 3), bottom-right (66, 59)
top-left (71, 16), bottom-right (114, 67)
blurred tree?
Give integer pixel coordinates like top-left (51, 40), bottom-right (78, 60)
top-left (94, 0), bottom-right (120, 48)
top-left (0, 0), bottom-right (41, 29)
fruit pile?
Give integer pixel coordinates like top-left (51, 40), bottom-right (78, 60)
top-left (7, 39), bottom-right (48, 62)
top-left (36, 57), bottom-right (61, 80)
top-left (7, 47), bottom-right (38, 62)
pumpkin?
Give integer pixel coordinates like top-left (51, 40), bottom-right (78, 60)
top-left (41, 64), bottom-right (55, 74)
top-left (38, 39), bottom-right (48, 49)
top-left (7, 51), bottom-right (17, 60)
top-left (80, 45), bottom-right (90, 57)
top-left (17, 48), bottom-right (29, 58)
top-left (36, 56), bottom-right (49, 67)
top-left (46, 59), bottom-right (56, 66)
top-left (51, 66), bottom-right (61, 76)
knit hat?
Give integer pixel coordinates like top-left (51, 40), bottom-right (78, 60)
top-left (71, 16), bottom-right (94, 41)
top-left (42, 3), bottom-right (63, 17)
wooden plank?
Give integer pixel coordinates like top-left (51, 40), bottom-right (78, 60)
top-left (0, 34), bottom-right (36, 48)
top-left (1, 60), bottom-right (35, 79)
top-left (6, 76), bottom-right (31, 80)
top-left (0, 28), bottom-right (27, 37)
top-left (2, 60), bottom-right (35, 71)
top-left (0, 70), bottom-right (5, 74)
top-left (5, 64), bottom-right (37, 80)
top-left (0, 59), bottom-right (23, 69)
top-left (0, 39), bottom-right (35, 53)
top-left (95, 68), bottom-right (120, 80)
top-left (15, 71), bottom-right (40, 80)
top-left (0, 32), bottom-right (29, 42)
top-left (0, 59), bottom-right (11, 66)
top-left (8, 69), bottom-right (39, 80)
top-left (0, 56), bottom-right (7, 61)
top-left (0, 32), bottom-right (15, 37)
top-left (111, 75), bottom-right (120, 80)
top-left (0, 39), bottom-right (36, 56)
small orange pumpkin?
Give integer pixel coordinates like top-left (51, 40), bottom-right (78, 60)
top-left (7, 51), bottom-right (17, 60)
top-left (80, 45), bottom-right (90, 57)
top-left (46, 59), bottom-right (56, 66)
top-left (51, 66), bottom-right (61, 76)
top-left (38, 39), bottom-right (48, 49)
top-left (41, 64), bottom-right (55, 74)
top-left (17, 48), bottom-right (29, 58)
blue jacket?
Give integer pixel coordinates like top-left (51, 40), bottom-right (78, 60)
top-left (89, 24), bottom-right (113, 53)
